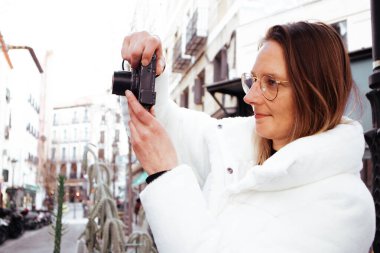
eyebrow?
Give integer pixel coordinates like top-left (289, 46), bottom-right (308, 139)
top-left (250, 71), bottom-right (279, 78)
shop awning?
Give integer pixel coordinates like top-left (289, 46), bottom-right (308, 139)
top-left (206, 77), bottom-right (245, 96)
top-left (206, 78), bottom-right (253, 118)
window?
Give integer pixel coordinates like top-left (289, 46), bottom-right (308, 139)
top-left (331, 20), bottom-right (347, 49)
top-left (5, 88), bottom-right (10, 103)
top-left (84, 108), bottom-right (89, 122)
top-left (73, 111), bottom-right (78, 123)
top-left (115, 130), bottom-right (120, 142)
top-left (98, 148), bottom-right (105, 160)
top-left (74, 128), bottom-right (77, 140)
top-left (51, 148), bottom-right (56, 160)
top-left (194, 69), bottom-right (205, 105)
top-left (63, 129), bottom-right (67, 140)
top-left (180, 87), bottom-right (189, 108)
top-left (84, 127), bottom-right (88, 139)
top-left (213, 47), bottom-right (228, 82)
top-left (72, 146), bottom-right (76, 159)
top-left (116, 113), bottom-right (121, 123)
top-left (100, 131), bottom-right (105, 143)
top-left (62, 147), bottom-right (66, 161)
top-left (53, 113), bottom-right (57, 125)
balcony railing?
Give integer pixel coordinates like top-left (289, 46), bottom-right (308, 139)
top-left (185, 8), bottom-right (208, 56)
top-left (172, 35), bottom-right (191, 73)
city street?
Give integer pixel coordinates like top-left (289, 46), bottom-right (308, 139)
top-left (0, 203), bottom-right (86, 253)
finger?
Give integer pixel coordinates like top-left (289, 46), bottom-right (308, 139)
top-left (121, 32), bottom-right (147, 69)
top-left (121, 35), bottom-right (131, 60)
top-left (128, 99), bottom-right (146, 135)
top-left (141, 35), bottom-right (160, 66)
top-left (125, 90), bottom-right (154, 125)
top-left (130, 42), bottom-right (145, 69)
top-left (155, 44), bottom-right (166, 76)
top-left (156, 56), bottom-right (166, 76)
top-left (141, 35), bottom-right (165, 75)
top-left (126, 92), bottom-right (155, 138)
top-left (128, 120), bottom-right (141, 151)
top-left (150, 106), bottom-right (156, 117)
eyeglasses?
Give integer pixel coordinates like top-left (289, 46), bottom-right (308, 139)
top-left (241, 73), bottom-right (289, 101)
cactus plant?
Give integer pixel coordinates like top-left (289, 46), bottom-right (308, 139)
top-left (79, 143), bottom-right (125, 253)
top-left (52, 174), bottom-right (66, 253)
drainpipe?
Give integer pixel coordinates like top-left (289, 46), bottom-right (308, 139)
top-left (364, 0), bottom-right (380, 251)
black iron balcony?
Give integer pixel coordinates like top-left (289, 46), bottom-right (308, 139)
top-left (172, 35), bottom-right (191, 73)
top-left (185, 9), bottom-right (208, 56)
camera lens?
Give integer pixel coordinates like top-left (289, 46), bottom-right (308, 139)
top-left (112, 71), bottom-right (133, 95)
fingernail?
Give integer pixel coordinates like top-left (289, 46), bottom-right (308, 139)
top-left (125, 90), bottom-right (132, 98)
top-left (141, 59), bottom-right (148, 66)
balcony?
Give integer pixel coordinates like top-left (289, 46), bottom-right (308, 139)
top-left (185, 8), bottom-right (208, 56)
top-left (172, 35), bottom-right (191, 73)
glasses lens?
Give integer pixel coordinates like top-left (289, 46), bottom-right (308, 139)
top-left (242, 73), bottom-right (253, 93)
top-left (261, 75), bottom-right (278, 100)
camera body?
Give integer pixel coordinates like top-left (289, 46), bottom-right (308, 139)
top-left (112, 54), bottom-right (157, 110)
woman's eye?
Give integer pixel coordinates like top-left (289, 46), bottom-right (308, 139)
top-left (267, 78), bottom-right (277, 87)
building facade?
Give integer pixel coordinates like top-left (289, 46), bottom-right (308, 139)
top-left (0, 37), bottom-right (46, 209)
top-left (47, 95), bottom-right (127, 202)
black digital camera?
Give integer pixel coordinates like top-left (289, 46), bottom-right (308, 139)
top-left (112, 54), bottom-right (157, 110)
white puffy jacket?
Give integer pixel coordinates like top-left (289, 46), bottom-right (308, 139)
top-left (121, 73), bottom-right (376, 253)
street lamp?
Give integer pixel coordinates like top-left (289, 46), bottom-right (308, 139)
top-left (10, 158), bottom-right (17, 187)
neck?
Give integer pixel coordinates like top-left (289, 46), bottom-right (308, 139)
top-left (272, 139), bottom-right (289, 151)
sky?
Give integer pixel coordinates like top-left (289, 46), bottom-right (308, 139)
top-left (0, 0), bottom-right (137, 105)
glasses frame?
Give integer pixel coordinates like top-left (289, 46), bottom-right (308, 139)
top-left (241, 73), bottom-right (289, 101)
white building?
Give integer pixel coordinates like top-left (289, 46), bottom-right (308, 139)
top-left (0, 42), bottom-right (14, 208)
top-left (48, 94), bottom-right (128, 202)
top-left (0, 35), bottom-right (46, 208)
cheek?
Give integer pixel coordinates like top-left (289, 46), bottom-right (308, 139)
top-left (273, 100), bottom-right (296, 134)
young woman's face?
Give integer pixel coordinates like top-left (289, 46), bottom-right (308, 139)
top-left (243, 40), bottom-right (295, 150)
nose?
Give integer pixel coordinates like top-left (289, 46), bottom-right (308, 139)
top-left (243, 81), bottom-right (263, 105)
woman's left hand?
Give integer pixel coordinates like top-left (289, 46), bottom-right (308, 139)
top-left (126, 90), bottom-right (178, 175)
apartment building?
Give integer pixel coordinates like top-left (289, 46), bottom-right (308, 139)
top-left (0, 44), bottom-right (45, 208)
top-left (48, 95), bottom-right (127, 202)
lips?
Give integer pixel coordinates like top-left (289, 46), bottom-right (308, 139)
top-left (254, 113), bottom-right (270, 119)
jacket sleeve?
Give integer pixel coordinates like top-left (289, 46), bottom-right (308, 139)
top-left (140, 165), bottom-right (236, 253)
top-left (140, 165), bottom-right (292, 253)
top-left (120, 72), bottom-right (216, 186)
top-left (140, 165), bottom-right (296, 253)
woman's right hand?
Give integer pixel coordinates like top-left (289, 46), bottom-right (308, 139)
top-left (121, 31), bottom-right (166, 76)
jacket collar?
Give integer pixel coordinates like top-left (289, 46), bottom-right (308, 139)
top-left (228, 118), bottom-right (365, 193)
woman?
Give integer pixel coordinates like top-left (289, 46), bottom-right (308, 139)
top-left (122, 21), bottom-right (375, 253)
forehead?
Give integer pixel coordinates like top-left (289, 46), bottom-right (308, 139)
top-left (251, 40), bottom-right (287, 77)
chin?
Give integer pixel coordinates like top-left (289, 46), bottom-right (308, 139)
top-left (254, 127), bottom-right (273, 140)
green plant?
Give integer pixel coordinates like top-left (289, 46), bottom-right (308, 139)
top-left (80, 144), bottom-right (125, 253)
top-left (52, 175), bottom-right (66, 253)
